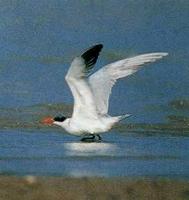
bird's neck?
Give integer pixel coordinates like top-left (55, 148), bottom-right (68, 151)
top-left (53, 118), bottom-right (70, 129)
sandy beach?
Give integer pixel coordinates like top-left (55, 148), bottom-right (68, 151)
top-left (0, 176), bottom-right (188, 200)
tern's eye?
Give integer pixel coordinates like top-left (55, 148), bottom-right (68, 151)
top-left (54, 116), bottom-right (66, 122)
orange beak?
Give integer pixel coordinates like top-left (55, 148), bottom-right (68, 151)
top-left (41, 117), bottom-right (55, 125)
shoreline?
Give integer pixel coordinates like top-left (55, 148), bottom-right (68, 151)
top-left (0, 176), bottom-right (188, 200)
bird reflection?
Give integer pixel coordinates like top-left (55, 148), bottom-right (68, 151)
top-left (63, 142), bottom-right (118, 156)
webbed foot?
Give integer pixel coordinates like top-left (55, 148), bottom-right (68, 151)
top-left (81, 134), bottom-right (102, 143)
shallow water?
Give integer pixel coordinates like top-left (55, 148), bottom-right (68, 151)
top-left (0, 130), bottom-right (188, 178)
top-left (0, 1), bottom-right (188, 179)
top-left (0, 103), bottom-right (188, 178)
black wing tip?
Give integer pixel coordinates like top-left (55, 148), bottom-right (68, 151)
top-left (91, 44), bottom-right (103, 52)
top-left (81, 44), bottom-right (103, 68)
top-left (82, 43), bottom-right (103, 55)
top-left (88, 43), bottom-right (103, 48)
top-left (93, 43), bottom-right (103, 49)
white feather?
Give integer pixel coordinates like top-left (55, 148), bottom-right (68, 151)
top-left (60, 45), bottom-right (168, 136)
top-left (89, 52), bottom-right (168, 115)
top-left (65, 57), bottom-right (99, 120)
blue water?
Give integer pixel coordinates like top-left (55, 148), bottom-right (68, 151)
top-left (0, 130), bottom-right (188, 178)
top-left (0, 0), bottom-right (188, 178)
top-left (0, 0), bottom-right (188, 122)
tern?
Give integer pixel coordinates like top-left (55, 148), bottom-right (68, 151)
top-left (42, 44), bottom-right (168, 141)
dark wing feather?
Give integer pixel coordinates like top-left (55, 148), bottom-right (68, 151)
top-left (65, 44), bottom-right (103, 119)
top-left (81, 44), bottom-right (103, 71)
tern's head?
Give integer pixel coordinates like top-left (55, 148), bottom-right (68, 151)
top-left (41, 115), bottom-right (67, 125)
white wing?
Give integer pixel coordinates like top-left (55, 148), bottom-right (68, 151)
top-left (65, 44), bottom-right (103, 119)
top-left (89, 52), bottom-right (168, 115)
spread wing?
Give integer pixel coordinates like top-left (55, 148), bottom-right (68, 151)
top-left (89, 52), bottom-right (168, 115)
top-left (65, 44), bottom-right (103, 119)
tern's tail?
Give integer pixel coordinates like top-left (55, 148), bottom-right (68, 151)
top-left (118, 114), bottom-right (131, 121)
top-left (114, 114), bottom-right (131, 122)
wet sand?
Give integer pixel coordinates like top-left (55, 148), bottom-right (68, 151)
top-left (0, 176), bottom-right (188, 200)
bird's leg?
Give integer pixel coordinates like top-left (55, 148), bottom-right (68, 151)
top-left (81, 134), bottom-right (102, 142)
top-left (96, 134), bottom-right (102, 141)
top-left (81, 134), bottom-right (95, 142)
